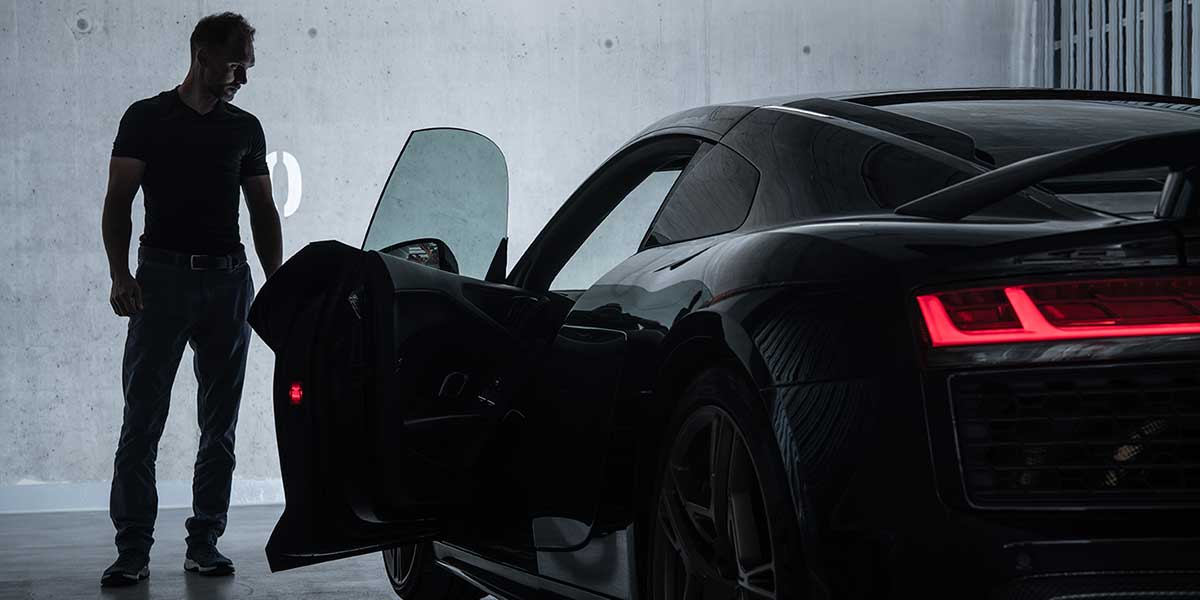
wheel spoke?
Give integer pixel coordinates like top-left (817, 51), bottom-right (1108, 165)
top-left (406, 544), bottom-right (418, 578)
top-left (385, 547), bottom-right (400, 585)
top-left (709, 414), bottom-right (736, 561)
top-left (739, 561), bottom-right (776, 599)
top-left (657, 490), bottom-right (683, 553)
top-left (673, 464), bottom-right (716, 539)
top-left (729, 440), bottom-right (769, 575)
top-left (667, 442), bottom-right (720, 549)
top-left (665, 454), bottom-right (721, 550)
top-left (659, 473), bottom-right (723, 581)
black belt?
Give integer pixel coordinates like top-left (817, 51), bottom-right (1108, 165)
top-left (139, 246), bottom-right (247, 270)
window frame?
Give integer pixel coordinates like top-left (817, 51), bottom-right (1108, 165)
top-left (549, 159), bottom-right (696, 292)
top-left (509, 133), bottom-right (716, 292)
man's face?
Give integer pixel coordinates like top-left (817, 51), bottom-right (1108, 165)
top-left (200, 39), bottom-right (254, 102)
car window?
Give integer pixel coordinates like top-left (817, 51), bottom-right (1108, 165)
top-left (551, 168), bottom-right (684, 291)
top-left (750, 113), bottom-right (1067, 221)
top-left (860, 140), bottom-right (1064, 219)
top-left (1040, 171), bottom-right (1166, 219)
top-left (860, 141), bottom-right (968, 208)
top-left (362, 128), bottom-right (508, 280)
top-left (1053, 191), bottom-right (1161, 217)
top-left (643, 144), bottom-right (759, 249)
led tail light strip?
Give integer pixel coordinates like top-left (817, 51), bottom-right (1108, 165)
top-left (918, 276), bottom-right (1200, 347)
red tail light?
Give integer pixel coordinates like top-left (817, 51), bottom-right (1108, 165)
top-left (917, 276), bottom-right (1200, 347)
top-left (289, 382), bottom-right (304, 405)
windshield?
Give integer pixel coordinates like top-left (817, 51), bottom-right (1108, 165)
top-left (362, 128), bottom-right (508, 280)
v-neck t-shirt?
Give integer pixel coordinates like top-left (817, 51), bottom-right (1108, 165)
top-left (112, 88), bottom-right (269, 255)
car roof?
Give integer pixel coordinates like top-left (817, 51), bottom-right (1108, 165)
top-left (640, 88), bottom-right (1200, 165)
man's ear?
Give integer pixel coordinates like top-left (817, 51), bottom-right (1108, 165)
top-left (195, 47), bottom-right (208, 69)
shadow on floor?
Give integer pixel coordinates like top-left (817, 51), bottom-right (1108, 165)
top-left (0, 504), bottom-right (494, 600)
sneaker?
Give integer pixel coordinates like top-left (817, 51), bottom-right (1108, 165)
top-left (183, 544), bottom-right (235, 576)
top-left (100, 552), bottom-right (149, 587)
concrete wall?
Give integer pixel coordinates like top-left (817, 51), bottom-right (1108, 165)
top-left (0, 0), bottom-right (1039, 512)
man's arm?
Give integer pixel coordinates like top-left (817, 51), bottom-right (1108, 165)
top-left (242, 174), bottom-right (282, 279)
top-left (102, 157), bottom-right (146, 316)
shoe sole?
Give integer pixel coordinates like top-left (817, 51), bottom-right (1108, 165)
top-left (100, 566), bottom-right (149, 587)
top-left (184, 558), bottom-right (235, 576)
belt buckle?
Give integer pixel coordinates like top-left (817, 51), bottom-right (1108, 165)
top-left (190, 255), bottom-right (204, 270)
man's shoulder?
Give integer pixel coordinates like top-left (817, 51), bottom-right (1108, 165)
top-left (123, 90), bottom-right (173, 119)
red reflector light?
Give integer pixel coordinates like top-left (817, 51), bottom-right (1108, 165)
top-left (289, 382), bottom-right (303, 405)
top-left (918, 276), bottom-right (1200, 347)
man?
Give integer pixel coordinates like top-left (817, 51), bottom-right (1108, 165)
top-left (99, 12), bottom-right (282, 587)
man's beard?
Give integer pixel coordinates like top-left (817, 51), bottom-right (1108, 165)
top-left (212, 82), bottom-right (236, 101)
top-left (204, 69), bottom-right (236, 101)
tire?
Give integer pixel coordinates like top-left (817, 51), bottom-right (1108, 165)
top-left (646, 367), bottom-right (813, 599)
top-left (382, 542), bottom-right (483, 600)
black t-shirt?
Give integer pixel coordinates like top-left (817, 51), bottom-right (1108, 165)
top-left (112, 88), bottom-right (269, 255)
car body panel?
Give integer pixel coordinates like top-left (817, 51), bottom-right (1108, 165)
top-left (252, 88), bottom-right (1200, 596)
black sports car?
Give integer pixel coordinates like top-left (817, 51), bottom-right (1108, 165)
top-left (248, 88), bottom-right (1200, 599)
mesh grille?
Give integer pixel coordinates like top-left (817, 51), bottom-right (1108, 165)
top-left (950, 364), bottom-right (1200, 507)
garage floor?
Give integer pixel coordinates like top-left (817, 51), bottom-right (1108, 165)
top-left (0, 504), bottom-right (494, 600)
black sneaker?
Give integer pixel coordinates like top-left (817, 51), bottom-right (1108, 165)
top-left (184, 544), bottom-right (235, 576)
top-left (100, 552), bottom-right (149, 587)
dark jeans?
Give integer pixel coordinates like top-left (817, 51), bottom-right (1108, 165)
top-left (110, 249), bottom-right (253, 555)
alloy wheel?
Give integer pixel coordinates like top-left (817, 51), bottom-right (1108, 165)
top-left (652, 405), bottom-right (777, 599)
top-left (384, 544), bottom-right (420, 589)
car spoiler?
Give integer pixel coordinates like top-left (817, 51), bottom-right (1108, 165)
top-left (893, 128), bottom-right (1200, 221)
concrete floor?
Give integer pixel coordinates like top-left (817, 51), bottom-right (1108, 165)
top-left (0, 504), bottom-right (491, 600)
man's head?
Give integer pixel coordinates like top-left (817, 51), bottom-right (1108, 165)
top-left (189, 12), bottom-right (256, 102)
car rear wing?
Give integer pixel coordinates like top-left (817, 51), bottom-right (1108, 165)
top-left (894, 128), bottom-right (1200, 221)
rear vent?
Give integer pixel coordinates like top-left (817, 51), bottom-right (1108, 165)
top-left (951, 364), bottom-right (1200, 508)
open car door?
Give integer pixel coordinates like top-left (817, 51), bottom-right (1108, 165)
top-left (250, 128), bottom-right (550, 571)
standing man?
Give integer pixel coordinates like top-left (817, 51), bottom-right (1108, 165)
top-left (99, 12), bottom-right (281, 587)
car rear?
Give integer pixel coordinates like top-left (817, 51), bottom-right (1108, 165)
top-left (884, 99), bottom-right (1200, 598)
top-left (720, 93), bottom-right (1200, 598)
top-left (909, 241), bottom-right (1200, 597)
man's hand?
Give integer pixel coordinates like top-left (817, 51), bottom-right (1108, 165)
top-left (110, 271), bottom-right (143, 317)
top-left (102, 156), bottom-right (145, 315)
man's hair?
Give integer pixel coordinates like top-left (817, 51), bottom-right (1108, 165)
top-left (189, 12), bottom-right (255, 59)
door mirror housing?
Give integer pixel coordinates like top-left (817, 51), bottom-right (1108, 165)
top-left (378, 237), bottom-right (460, 274)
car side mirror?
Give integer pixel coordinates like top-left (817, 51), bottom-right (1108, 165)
top-left (378, 237), bottom-right (460, 274)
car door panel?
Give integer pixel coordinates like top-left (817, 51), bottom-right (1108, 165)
top-left (364, 250), bottom-right (547, 515)
top-left (250, 241), bottom-right (445, 571)
top-left (250, 240), bottom-right (550, 571)
top-left (249, 127), bottom-right (550, 572)
top-left (521, 325), bottom-right (628, 549)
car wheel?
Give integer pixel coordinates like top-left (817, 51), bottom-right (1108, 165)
top-left (383, 542), bottom-right (483, 600)
top-left (649, 367), bottom-right (811, 599)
